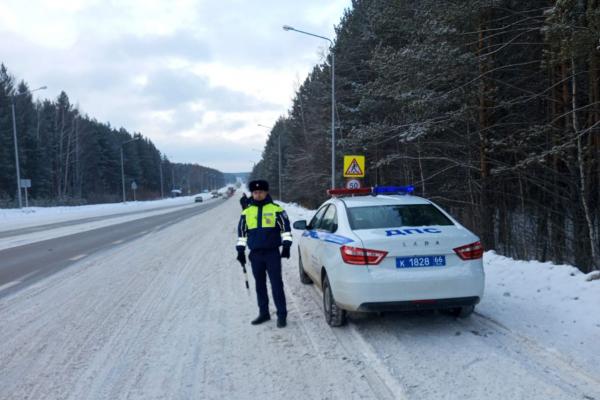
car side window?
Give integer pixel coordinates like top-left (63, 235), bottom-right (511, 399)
top-left (320, 205), bottom-right (338, 232)
top-left (309, 205), bottom-right (329, 230)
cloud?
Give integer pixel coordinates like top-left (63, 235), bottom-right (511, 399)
top-left (141, 68), bottom-right (279, 112)
top-left (0, 0), bottom-right (352, 172)
top-left (195, 0), bottom-right (350, 68)
top-left (109, 31), bottom-right (211, 62)
top-left (142, 70), bottom-right (208, 106)
top-left (156, 138), bottom-right (263, 172)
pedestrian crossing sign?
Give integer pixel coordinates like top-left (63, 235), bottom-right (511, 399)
top-left (343, 155), bottom-right (365, 178)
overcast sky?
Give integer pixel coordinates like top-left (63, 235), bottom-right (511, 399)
top-left (0, 0), bottom-right (351, 172)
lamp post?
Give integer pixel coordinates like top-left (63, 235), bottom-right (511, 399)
top-left (258, 123), bottom-right (283, 200)
top-left (159, 156), bottom-right (164, 199)
top-left (121, 137), bottom-right (140, 202)
top-left (283, 25), bottom-right (335, 188)
top-left (11, 86), bottom-right (47, 208)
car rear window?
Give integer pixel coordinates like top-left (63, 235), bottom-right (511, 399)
top-left (347, 204), bottom-right (454, 230)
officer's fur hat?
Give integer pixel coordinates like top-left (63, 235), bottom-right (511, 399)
top-left (248, 180), bottom-right (269, 192)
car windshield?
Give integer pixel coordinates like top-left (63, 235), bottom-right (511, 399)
top-left (347, 204), bottom-right (454, 230)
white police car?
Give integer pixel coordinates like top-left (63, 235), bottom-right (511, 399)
top-left (292, 186), bottom-right (484, 327)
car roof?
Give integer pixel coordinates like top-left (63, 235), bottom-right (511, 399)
top-left (330, 194), bottom-right (431, 208)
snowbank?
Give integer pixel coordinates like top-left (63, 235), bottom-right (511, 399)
top-left (479, 251), bottom-right (600, 371)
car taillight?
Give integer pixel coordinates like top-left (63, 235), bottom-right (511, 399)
top-left (453, 241), bottom-right (484, 260)
top-left (340, 245), bottom-right (388, 265)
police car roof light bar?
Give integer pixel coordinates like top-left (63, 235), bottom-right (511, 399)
top-left (327, 188), bottom-right (372, 197)
top-left (372, 185), bottom-right (415, 195)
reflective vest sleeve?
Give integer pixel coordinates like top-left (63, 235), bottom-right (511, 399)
top-left (276, 208), bottom-right (292, 244)
top-left (237, 213), bottom-right (248, 248)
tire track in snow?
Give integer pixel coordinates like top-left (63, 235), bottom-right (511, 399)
top-left (282, 262), bottom-right (407, 400)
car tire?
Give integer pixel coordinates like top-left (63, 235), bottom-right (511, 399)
top-left (298, 252), bottom-right (312, 284)
top-left (452, 305), bottom-right (475, 318)
top-left (323, 275), bottom-right (346, 327)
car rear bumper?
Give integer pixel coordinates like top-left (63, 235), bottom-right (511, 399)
top-left (332, 263), bottom-right (484, 311)
top-left (357, 296), bottom-right (480, 312)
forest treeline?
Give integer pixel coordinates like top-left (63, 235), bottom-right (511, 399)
top-left (0, 64), bottom-right (224, 207)
top-left (251, 0), bottom-right (599, 272)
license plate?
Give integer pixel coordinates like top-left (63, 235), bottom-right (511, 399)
top-left (396, 255), bottom-right (446, 268)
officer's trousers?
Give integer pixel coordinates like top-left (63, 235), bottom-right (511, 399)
top-left (249, 248), bottom-right (287, 319)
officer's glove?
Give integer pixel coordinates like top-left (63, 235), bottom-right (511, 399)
top-left (236, 246), bottom-right (246, 265)
top-left (281, 243), bottom-right (291, 259)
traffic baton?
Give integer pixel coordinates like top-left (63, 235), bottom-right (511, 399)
top-left (241, 262), bottom-right (250, 290)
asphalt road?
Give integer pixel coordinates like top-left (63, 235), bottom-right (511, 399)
top-left (0, 199), bottom-right (226, 299)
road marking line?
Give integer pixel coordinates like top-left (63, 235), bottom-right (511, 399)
top-left (19, 270), bottom-right (40, 281)
top-left (0, 280), bottom-right (21, 292)
top-left (112, 239), bottom-right (124, 245)
top-left (0, 269), bottom-right (42, 293)
top-left (69, 254), bottom-right (87, 261)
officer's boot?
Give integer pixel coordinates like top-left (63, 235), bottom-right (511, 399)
top-left (251, 314), bottom-right (271, 325)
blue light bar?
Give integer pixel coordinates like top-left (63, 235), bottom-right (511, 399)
top-left (372, 185), bottom-right (415, 195)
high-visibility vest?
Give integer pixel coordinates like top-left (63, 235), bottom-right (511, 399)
top-left (237, 200), bottom-right (292, 250)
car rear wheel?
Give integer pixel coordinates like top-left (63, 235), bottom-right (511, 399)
top-left (452, 305), bottom-right (475, 318)
top-left (298, 252), bottom-right (312, 284)
top-left (323, 275), bottom-right (346, 327)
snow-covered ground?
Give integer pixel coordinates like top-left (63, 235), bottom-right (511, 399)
top-left (0, 196), bottom-right (599, 399)
top-left (0, 193), bottom-right (214, 232)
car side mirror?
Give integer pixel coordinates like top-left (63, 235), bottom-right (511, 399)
top-left (293, 220), bottom-right (307, 230)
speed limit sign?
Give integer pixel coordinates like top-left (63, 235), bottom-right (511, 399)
top-left (346, 179), bottom-right (361, 189)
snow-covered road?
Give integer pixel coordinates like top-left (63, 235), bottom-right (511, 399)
top-left (0, 197), bottom-right (599, 400)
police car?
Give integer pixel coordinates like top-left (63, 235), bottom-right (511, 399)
top-left (292, 186), bottom-right (484, 327)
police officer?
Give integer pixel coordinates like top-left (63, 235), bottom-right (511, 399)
top-left (236, 180), bottom-right (292, 328)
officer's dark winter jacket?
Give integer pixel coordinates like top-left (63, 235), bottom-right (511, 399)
top-left (237, 195), bottom-right (292, 250)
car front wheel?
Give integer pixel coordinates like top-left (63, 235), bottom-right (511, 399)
top-left (323, 274), bottom-right (346, 327)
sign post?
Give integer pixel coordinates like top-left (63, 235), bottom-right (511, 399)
top-left (20, 179), bottom-right (31, 208)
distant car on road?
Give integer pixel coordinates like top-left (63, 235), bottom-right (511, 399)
top-left (194, 196), bottom-right (204, 203)
top-left (292, 186), bottom-right (485, 327)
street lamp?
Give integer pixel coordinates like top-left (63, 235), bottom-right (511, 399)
top-left (11, 85), bottom-right (47, 208)
top-left (258, 123), bottom-right (283, 200)
top-left (283, 24), bottom-right (336, 188)
top-left (120, 136), bottom-right (141, 202)
top-left (158, 156), bottom-right (164, 199)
